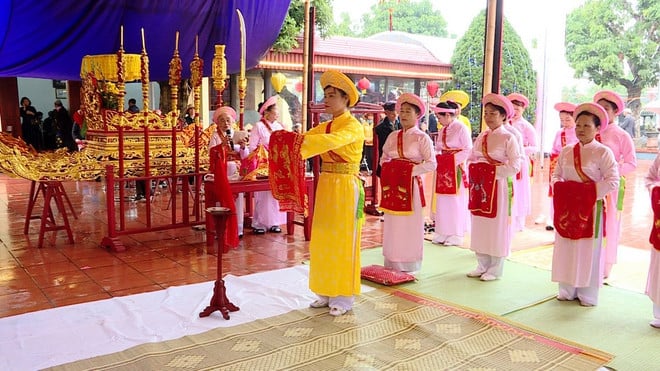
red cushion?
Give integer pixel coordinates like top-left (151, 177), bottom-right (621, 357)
top-left (360, 265), bottom-right (415, 286)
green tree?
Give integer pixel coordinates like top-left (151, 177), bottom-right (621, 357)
top-left (565, 0), bottom-right (660, 113)
top-left (272, 0), bottom-right (334, 52)
top-left (329, 12), bottom-right (357, 37)
top-left (360, 0), bottom-right (447, 37)
top-left (450, 10), bottom-right (537, 135)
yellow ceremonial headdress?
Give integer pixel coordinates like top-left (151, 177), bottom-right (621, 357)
top-left (320, 70), bottom-right (359, 107)
top-left (440, 90), bottom-right (470, 109)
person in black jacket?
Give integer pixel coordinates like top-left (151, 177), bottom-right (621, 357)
top-left (52, 100), bottom-right (77, 152)
top-left (19, 97), bottom-right (39, 149)
top-left (374, 101), bottom-right (400, 176)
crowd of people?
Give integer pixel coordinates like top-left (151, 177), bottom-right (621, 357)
top-left (258, 73), bottom-right (658, 325)
top-left (19, 98), bottom-right (79, 152)
top-left (18, 72), bottom-right (657, 324)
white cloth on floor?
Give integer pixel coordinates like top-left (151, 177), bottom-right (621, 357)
top-left (0, 266), bottom-right (374, 371)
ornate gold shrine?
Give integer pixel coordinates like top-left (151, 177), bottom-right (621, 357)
top-left (0, 31), bottom-right (227, 181)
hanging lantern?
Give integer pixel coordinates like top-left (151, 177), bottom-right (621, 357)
top-left (295, 80), bottom-right (303, 93)
top-left (271, 72), bottom-right (286, 93)
top-left (357, 77), bottom-right (371, 94)
top-left (426, 81), bottom-right (439, 98)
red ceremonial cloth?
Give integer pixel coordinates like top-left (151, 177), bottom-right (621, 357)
top-left (380, 159), bottom-right (416, 215)
top-left (553, 181), bottom-right (597, 240)
top-left (268, 131), bottom-right (308, 216)
top-left (241, 144), bottom-right (269, 180)
top-left (209, 146), bottom-right (239, 251)
top-left (650, 187), bottom-right (660, 250)
top-left (468, 162), bottom-right (498, 218)
top-left (435, 153), bottom-right (458, 194)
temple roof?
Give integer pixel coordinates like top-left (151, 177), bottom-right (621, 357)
top-left (258, 35), bottom-right (452, 80)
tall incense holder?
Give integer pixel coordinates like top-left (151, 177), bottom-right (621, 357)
top-left (199, 207), bottom-right (240, 320)
top-left (212, 45), bottom-right (228, 108)
top-left (140, 28), bottom-right (150, 112)
top-left (168, 32), bottom-right (182, 121)
top-left (116, 26), bottom-right (126, 116)
top-left (190, 35), bottom-right (203, 126)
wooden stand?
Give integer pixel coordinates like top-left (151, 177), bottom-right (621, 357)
top-left (23, 181), bottom-right (77, 248)
top-left (199, 207), bottom-right (240, 320)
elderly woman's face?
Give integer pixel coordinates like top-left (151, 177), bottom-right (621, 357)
top-left (398, 103), bottom-right (419, 129)
top-left (216, 113), bottom-right (234, 132)
top-left (575, 113), bottom-right (598, 144)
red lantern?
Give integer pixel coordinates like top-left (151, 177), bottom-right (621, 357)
top-left (426, 81), bottom-right (439, 98)
top-left (295, 81), bottom-right (303, 93)
top-left (357, 77), bottom-right (371, 94)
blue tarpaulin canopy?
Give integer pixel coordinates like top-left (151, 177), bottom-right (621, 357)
top-left (0, 0), bottom-right (291, 80)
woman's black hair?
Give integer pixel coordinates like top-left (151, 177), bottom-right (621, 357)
top-left (576, 111), bottom-right (601, 128)
top-left (435, 101), bottom-right (459, 111)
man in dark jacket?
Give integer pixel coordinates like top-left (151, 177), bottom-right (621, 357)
top-left (52, 100), bottom-right (77, 152)
top-left (374, 101), bottom-right (400, 177)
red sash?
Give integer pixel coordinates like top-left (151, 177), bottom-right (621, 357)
top-left (650, 187), bottom-right (660, 250)
top-left (260, 118), bottom-right (274, 134)
top-left (552, 145), bottom-right (597, 240)
top-left (548, 154), bottom-right (559, 197)
top-left (548, 131), bottom-right (566, 196)
top-left (468, 162), bottom-right (498, 218)
top-left (380, 159), bottom-right (416, 215)
top-left (435, 153), bottom-right (458, 194)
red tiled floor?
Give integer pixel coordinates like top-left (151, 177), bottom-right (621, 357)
top-left (0, 155), bottom-right (654, 318)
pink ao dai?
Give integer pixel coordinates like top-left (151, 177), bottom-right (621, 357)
top-left (468, 125), bottom-right (521, 258)
top-left (511, 117), bottom-right (538, 217)
top-left (645, 152), bottom-right (660, 306)
top-left (433, 120), bottom-right (473, 239)
top-left (380, 126), bottom-right (437, 272)
top-left (599, 123), bottom-right (637, 274)
top-left (551, 141), bottom-right (619, 288)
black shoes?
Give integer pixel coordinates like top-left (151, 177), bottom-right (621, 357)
top-left (269, 226), bottom-right (282, 233)
top-left (253, 226), bottom-right (281, 234)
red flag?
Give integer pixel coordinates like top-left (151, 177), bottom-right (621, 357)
top-left (210, 146), bottom-right (239, 251)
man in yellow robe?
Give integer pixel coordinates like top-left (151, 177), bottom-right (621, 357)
top-left (271, 69), bottom-right (364, 316)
